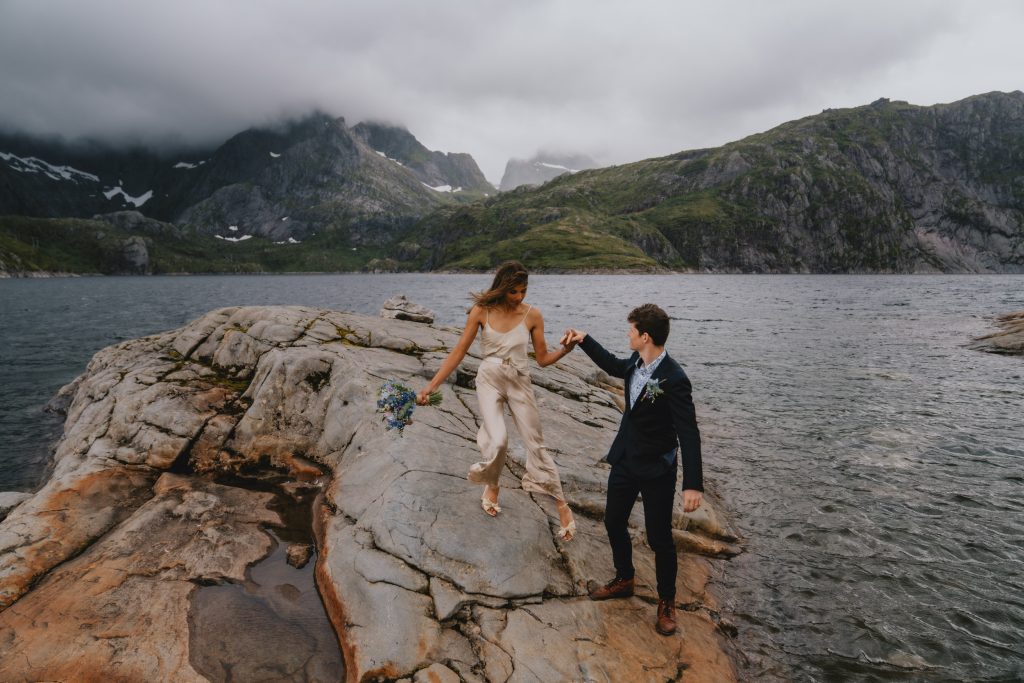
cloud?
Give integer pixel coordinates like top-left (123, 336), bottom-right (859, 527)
top-left (1, 0), bottom-right (1022, 183)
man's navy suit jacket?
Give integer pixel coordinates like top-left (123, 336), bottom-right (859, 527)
top-left (579, 335), bottom-right (703, 492)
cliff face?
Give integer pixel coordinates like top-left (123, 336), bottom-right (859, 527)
top-left (0, 306), bottom-right (738, 681)
top-left (691, 92), bottom-right (1024, 272)
top-left (352, 121), bottom-right (494, 194)
top-left (175, 114), bottom-right (447, 245)
top-left (408, 92), bottom-right (1024, 272)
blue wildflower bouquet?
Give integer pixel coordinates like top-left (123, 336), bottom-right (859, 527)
top-left (376, 380), bottom-right (441, 435)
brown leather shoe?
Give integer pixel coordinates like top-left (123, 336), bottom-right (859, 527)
top-left (655, 599), bottom-right (677, 635)
top-left (589, 576), bottom-right (635, 601)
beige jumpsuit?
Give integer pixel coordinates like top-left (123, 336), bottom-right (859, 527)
top-left (467, 306), bottom-right (566, 501)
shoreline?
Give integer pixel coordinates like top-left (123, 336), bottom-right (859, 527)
top-left (5, 268), bottom-right (1024, 279)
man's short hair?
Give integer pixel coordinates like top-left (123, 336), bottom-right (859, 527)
top-left (628, 303), bottom-right (670, 346)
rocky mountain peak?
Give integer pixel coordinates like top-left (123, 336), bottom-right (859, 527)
top-left (351, 121), bottom-right (493, 194)
top-left (498, 152), bottom-right (598, 191)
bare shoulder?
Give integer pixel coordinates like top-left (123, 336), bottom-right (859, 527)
top-left (525, 305), bottom-right (544, 327)
top-left (466, 305), bottom-right (486, 325)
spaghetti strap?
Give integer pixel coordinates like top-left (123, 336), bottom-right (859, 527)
top-left (520, 305), bottom-right (532, 323)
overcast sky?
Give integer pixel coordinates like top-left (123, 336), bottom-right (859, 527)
top-left (1, 0), bottom-right (1021, 184)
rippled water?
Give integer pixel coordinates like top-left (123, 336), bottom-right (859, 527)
top-left (2, 273), bottom-right (1023, 681)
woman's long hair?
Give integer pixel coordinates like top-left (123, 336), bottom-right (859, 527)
top-left (470, 261), bottom-right (528, 310)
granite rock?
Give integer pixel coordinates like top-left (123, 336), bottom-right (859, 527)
top-left (380, 294), bottom-right (436, 324)
top-left (0, 492), bottom-right (31, 522)
top-left (968, 310), bottom-right (1024, 355)
top-left (0, 306), bottom-right (739, 681)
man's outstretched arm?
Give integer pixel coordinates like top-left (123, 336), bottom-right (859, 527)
top-left (564, 328), bottom-right (633, 379)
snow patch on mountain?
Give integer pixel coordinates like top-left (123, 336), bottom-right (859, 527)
top-left (538, 162), bottom-right (579, 173)
top-left (374, 150), bottom-right (404, 166)
top-left (1, 151), bottom-right (100, 183)
top-left (103, 186), bottom-right (153, 207)
top-left (422, 182), bottom-right (461, 193)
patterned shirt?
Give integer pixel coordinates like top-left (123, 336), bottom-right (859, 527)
top-left (628, 349), bottom-right (667, 408)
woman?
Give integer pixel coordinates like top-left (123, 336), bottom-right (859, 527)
top-left (417, 261), bottom-right (577, 541)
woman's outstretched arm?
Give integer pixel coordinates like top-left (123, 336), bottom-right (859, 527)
top-left (528, 308), bottom-right (575, 367)
top-left (417, 306), bottom-right (485, 404)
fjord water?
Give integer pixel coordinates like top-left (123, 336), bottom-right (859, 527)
top-left (2, 274), bottom-right (1022, 681)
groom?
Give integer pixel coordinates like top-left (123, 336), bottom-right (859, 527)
top-left (563, 304), bottom-right (702, 636)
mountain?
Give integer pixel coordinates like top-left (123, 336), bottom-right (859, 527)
top-left (173, 113), bottom-right (448, 245)
top-left (0, 135), bottom-right (214, 220)
top-left (498, 153), bottom-right (597, 191)
top-left (351, 122), bottom-right (493, 195)
top-left (0, 113), bottom-right (489, 254)
top-left (4, 92), bottom-right (1024, 275)
top-left (404, 92), bottom-right (1024, 273)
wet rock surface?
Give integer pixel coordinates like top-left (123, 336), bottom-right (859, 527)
top-left (968, 310), bottom-right (1024, 355)
top-left (0, 305), bottom-right (739, 681)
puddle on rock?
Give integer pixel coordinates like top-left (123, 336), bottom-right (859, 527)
top-left (188, 476), bottom-right (344, 683)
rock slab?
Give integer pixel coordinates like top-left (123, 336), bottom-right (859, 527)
top-left (969, 310), bottom-right (1024, 355)
top-left (380, 293), bottom-right (436, 323)
top-left (0, 306), bottom-right (739, 682)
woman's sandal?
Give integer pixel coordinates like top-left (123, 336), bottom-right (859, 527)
top-left (481, 486), bottom-right (501, 517)
top-left (556, 504), bottom-right (576, 541)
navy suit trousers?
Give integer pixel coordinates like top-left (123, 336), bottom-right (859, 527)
top-left (604, 464), bottom-right (677, 600)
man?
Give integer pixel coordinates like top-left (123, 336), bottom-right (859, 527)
top-left (563, 304), bottom-right (702, 636)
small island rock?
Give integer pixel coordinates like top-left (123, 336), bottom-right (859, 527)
top-left (969, 311), bottom-right (1024, 355)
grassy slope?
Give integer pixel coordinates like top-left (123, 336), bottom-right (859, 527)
top-left (410, 151), bottom-right (746, 271)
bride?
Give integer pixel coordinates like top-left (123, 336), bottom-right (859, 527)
top-left (417, 261), bottom-right (577, 540)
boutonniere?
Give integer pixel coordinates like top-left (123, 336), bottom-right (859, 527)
top-left (643, 378), bottom-right (664, 403)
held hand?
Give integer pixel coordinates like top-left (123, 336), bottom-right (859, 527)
top-left (559, 328), bottom-right (578, 349)
top-left (682, 489), bottom-right (703, 513)
top-left (416, 389), bottom-right (432, 406)
top-left (567, 328), bottom-right (587, 345)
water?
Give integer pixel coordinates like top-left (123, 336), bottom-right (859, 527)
top-left (2, 273), bottom-right (1023, 681)
top-left (188, 481), bottom-right (343, 682)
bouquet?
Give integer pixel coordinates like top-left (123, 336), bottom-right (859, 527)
top-left (376, 380), bottom-right (441, 435)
